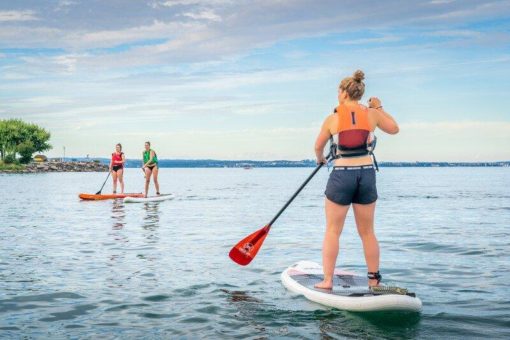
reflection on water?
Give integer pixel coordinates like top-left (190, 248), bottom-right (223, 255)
top-left (111, 200), bottom-right (125, 230)
top-left (222, 287), bottom-right (421, 338)
top-left (142, 203), bottom-right (160, 246)
top-left (142, 202), bottom-right (160, 229)
top-left (315, 310), bottom-right (421, 339)
top-left (221, 289), bottom-right (263, 303)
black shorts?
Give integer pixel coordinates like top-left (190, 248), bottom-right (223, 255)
top-left (112, 165), bottom-right (123, 172)
top-left (325, 165), bottom-right (378, 205)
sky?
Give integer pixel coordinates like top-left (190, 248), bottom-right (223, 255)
top-left (0, 0), bottom-right (509, 161)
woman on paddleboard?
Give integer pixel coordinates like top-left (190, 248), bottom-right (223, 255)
top-left (109, 143), bottom-right (125, 194)
top-left (142, 141), bottom-right (160, 197)
top-left (314, 70), bottom-right (399, 289)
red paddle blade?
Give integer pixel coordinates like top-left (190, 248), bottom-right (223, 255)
top-left (229, 225), bottom-right (270, 266)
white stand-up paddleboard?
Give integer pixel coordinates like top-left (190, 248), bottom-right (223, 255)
top-left (123, 194), bottom-right (174, 203)
top-left (281, 261), bottom-right (422, 312)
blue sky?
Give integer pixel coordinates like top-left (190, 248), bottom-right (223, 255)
top-left (0, 0), bottom-right (509, 161)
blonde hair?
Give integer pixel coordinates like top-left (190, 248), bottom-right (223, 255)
top-left (339, 70), bottom-right (365, 100)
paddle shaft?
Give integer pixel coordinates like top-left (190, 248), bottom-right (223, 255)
top-left (267, 162), bottom-right (325, 228)
top-left (96, 171), bottom-right (111, 194)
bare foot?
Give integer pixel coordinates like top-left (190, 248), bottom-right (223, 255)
top-left (314, 279), bottom-right (333, 290)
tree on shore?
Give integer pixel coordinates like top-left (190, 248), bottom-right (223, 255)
top-left (0, 119), bottom-right (51, 164)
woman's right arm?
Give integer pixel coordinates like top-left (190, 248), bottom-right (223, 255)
top-left (369, 97), bottom-right (399, 134)
top-left (109, 157), bottom-right (113, 171)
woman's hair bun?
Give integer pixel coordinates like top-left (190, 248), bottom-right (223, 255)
top-left (353, 70), bottom-right (365, 82)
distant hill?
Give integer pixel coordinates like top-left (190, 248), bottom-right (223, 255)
top-left (58, 158), bottom-right (510, 168)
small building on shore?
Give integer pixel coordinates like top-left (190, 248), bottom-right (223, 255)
top-left (34, 155), bottom-right (48, 162)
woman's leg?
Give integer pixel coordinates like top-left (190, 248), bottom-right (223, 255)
top-left (112, 170), bottom-right (118, 193)
top-left (144, 168), bottom-right (152, 197)
top-left (118, 169), bottom-right (124, 194)
top-left (315, 198), bottom-right (350, 289)
top-left (352, 202), bottom-right (379, 287)
top-left (152, 167), bottom-right (160, 194)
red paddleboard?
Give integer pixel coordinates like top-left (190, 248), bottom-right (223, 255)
top-left (79, 193), bottom-right (144, 200)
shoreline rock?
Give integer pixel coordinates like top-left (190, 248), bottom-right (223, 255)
top-left (0, 161), bottom-right (109, 173)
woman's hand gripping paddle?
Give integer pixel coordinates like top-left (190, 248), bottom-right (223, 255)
top-left (229, 160), bottom-right (328, 266)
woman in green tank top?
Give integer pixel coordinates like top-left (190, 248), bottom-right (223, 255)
top-left (142, 141), bottom-right (160, 197)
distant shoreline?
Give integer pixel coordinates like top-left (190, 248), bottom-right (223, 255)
top-left (1, 159), bottom-right (508, 173)
top-left (47, 158), bottom-right (510, 168)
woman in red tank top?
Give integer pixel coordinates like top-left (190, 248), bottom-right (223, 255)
top-left (109, 143), bottom-right (125, 194)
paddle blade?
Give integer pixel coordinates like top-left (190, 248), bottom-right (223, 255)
top-left (229, 225), bottom-right (270, 266)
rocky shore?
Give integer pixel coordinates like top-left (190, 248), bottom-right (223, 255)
top-left (0, 161), bottom-right (109, 173)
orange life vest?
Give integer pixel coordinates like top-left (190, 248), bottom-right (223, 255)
top-left (334, 103), bottom-right (371, 157)
top-left (328, 103), bottom-right (378, 170)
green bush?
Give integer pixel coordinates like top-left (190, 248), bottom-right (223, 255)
top-left (0, 160), bottom-right (24, 171)
top-left (4, 154), bottom-right (18, 164)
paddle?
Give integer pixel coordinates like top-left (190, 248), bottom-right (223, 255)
top-left (229, 155), bottom-right (331, 266)
top-left (95, 171), bottom-right (111, 195)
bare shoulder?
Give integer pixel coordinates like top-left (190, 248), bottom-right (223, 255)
top-left (326, 112), bottom-right (337, 122)
top-left (320, 112), bottom-right (337, 135)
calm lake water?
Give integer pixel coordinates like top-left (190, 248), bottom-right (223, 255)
top-left (1, 168), bottom-right (509, 339)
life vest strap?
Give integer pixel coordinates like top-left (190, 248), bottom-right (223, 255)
top-left (328, 136), bottom-right (379, 171)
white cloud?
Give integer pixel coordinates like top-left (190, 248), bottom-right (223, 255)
top-left (338, 35), bottom-right (402, 45)
top-left (77, 20), bottom-right (179, 47)
top-left (19, 96), bottom-right (73, 107)
top-left (429, 0), bottom-right (456, 4)
top-left (0, 10), bottom-right (37, 22)
top-left (53, 55), bottom-right (78, 73)
top-left (182, 10), bottom-right (222, 22)
top-left (151, 0), bottom-right (231, 8)
top-left (55, 0), bottom-right (78, 12)
top-left (428, 29), bottom-right (482, 38)
top-left (418, 1), bottom-right (510, 22)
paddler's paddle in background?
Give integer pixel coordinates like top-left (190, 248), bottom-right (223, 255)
top-left (229, 150), bottom-right (333, 266)
top-left (95, 171), bottom-right (111, 195)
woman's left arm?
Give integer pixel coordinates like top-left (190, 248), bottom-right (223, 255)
top-left (121, 153), bottom-right (126, 165)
